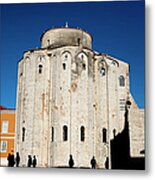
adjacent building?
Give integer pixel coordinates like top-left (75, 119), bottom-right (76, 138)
top-left (0, 106), bottom-right (15, 166)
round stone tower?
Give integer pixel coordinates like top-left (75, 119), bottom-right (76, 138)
top-left (15, 25), bottom-right (132, 169)
top-left (41, 27), bottom-right (92, 49)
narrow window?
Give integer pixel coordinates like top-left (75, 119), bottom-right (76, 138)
top-left (51, 127), bottom-right (54, 142)
top-left (22, 127), bottom-right (25, 142)
top-left (119, 75), bottom-right (125, 86)
top-left (47, 39), bottom-right (50, 46)
top-left (77, 38), bottom-right (81, 46)
top-left (82, 63), bottom-right (86, 70)
top-left (100, 67), bottom-right (105, 76)
top-left (63, 125), bottom-right (68, 141)
top-left (62, 63), bottom-right (66, 70)
top-left (2, 121), bottom-right (8, 133)
top-left (113, 129), bottom-right (116, 138)
top-left (80, 126), bottom-right (85, 141)
top-left (102, 128), bottom-right (107, 143)
top-left (1, 141), bottom-right (7, 152)
top-left (38, 64), bottom-right (43, 74)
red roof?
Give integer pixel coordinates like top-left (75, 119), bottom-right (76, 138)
top-left (0, 106), bottom-right (15, 110)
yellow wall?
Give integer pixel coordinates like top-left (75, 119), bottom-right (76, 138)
top-left (0, 111), bottom-right (15, 159)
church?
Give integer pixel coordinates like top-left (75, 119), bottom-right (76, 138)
top-left (15, 25), bottom-right (144, 169)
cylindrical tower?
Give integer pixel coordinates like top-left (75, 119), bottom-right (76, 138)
top-left (40, 27), bottom-right (92, 49)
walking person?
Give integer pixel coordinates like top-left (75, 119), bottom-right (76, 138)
top-left (7, 153), bottom-right (11, 167)
top-left (10, 154), bottom-right (15, 167)
top-left (68, 154), bottom-right (74, 168)
top-left (90, 156), bottom-right (96, 169)
top-left (15, 152), bottom-right (20, 167)
top-left (27, 155), bottom-right (32, 167)
top-left (32, 155), bottom-right (37, 168)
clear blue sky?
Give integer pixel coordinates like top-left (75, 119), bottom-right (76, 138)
top-left (0, 1), bottom-right (145, 108)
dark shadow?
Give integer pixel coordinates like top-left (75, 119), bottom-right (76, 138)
top-left (110, 103), bottom-right (145, 170)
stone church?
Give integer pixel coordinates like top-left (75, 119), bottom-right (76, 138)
top-left (15, 26), bottom-right (144, 169)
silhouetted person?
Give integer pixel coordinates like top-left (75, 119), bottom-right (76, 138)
top-left (15, 152), bottom-right (20, 167)
top-left (90, 156), bottom-right (96, 169)
top-left (7, 153), bottom-right (11, 167)
top-left (10, 154), bottom-right (15, 167)
top-left (105, 157), bottom-right (109, 169)
top-left (68, 154), bottom-right (74, 168)
top-left (27, 155), bottom-right (32, 167)
top-left (32, 155), bottom-right (37, 168)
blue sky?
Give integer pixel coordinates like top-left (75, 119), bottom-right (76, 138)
top-left (0, 0), bottom-right (145, 108)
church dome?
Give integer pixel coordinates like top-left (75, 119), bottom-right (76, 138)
top-left (40, 27), bottom-right (92, 49)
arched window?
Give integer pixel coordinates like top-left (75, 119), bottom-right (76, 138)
top-left (38, 64), bottom-right (43, 74)
top-left (102, 128), bottom-right (107, 143)
top-left (113, 129), bottom-right (116, 138)
top-left (82, 63), bottom-right (86, 70)
top-left (51, 127), bottom-right (54, 142)
top-left (77, 38), bottom-right (81, 46)
top-left (62, 63), bottom-right (66, 70)
top-left (47, 39), bottom-right (50, 46)
top-left (22, 127), bottom-right (25, 142)
top-left (80, 126), bottom-right (85, 141)
top-left (119, 75), bottom-right (125, 86)
top-left (100, 67), bottom-right (105, 76)
top-left (63, 125), bottom-right (68, 141)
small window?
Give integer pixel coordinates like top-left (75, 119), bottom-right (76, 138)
top-left (51, 127), bottom-right (54, 142)
top-left (82, 63), bottom-right (86, 70)
top-left (47, 39), bottom-right (50, 46)
top-left (63, 125), bottom-right (68, 141)
top-left (38, 64), bottom-right (43, 74)
top-left (102, 128), bottom-right (107, 143)
top-left (0, 141), bottom-right (7, 152)
top-left (113, 129), bottom-right (116, 138)
top-left (22, 127), bottom-right (25, 142)
top-left (77, 38), bottom-right (81, 46)
top-left (80, 126), bottom-right (85, 141)
top-left (100, 67), bottom-right (105, 76)
top-left (62, 63), bottom-right (66, 70)
top-left (119, 75), bottom-right (125, 86)
top-left (1, 121), bottom-right (8, 134)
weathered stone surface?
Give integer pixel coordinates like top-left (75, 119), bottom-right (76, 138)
top-left (15, 27), bottom-right (144, 168)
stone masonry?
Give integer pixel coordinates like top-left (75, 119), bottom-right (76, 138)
top-left (15, 27), bottom-right (144, 168)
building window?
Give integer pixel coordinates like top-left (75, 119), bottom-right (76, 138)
top-left (102, 128), bottom-right (107, 143)
top-left (82, 63), bottom-right (86, 70)
top-left (22, 127), bottom-right (25, 142)
top-left (63, 125), bottom-right (68, 141)
top-left (62, 63), bottom-right (66, 70)
top-left (1, 121), bottom-right (8, 133)
top-left (77, 38), bottom-right (81, 46)
top-left (38, 64), bottom-right (43, 74)
top-left (47, 39), bottom-right (50, 46)
top-left (0, 141), bottom-right (7, 152)
top-left (80, 126), bottom-right (85, 141)
top-left (100, 67), bottom-right (105, 76)
top-left (119, 75), bottom-right (125, 86)
top-left (51, 127), bottom-right (54, 142)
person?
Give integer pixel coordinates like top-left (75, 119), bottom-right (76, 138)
top-left (27, 155), bottom-right (32, 167)
top-left (90, 156), bottom-right (96, 169)
top-left (68, 154), bottom-right (74, 168)
top-left (32, 155), bottom-right (37, 168)
top-left (105, 157), bottom-right (109, 169)
top-left (15, 152), bottom-right (20, 167)
top-left (10, 154), bottom-right (15, 167)
top-left (7, 153), bottom-right (11, 167)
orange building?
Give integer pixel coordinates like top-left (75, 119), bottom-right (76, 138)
top-left (0, 106), bottom-right (15, 166)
